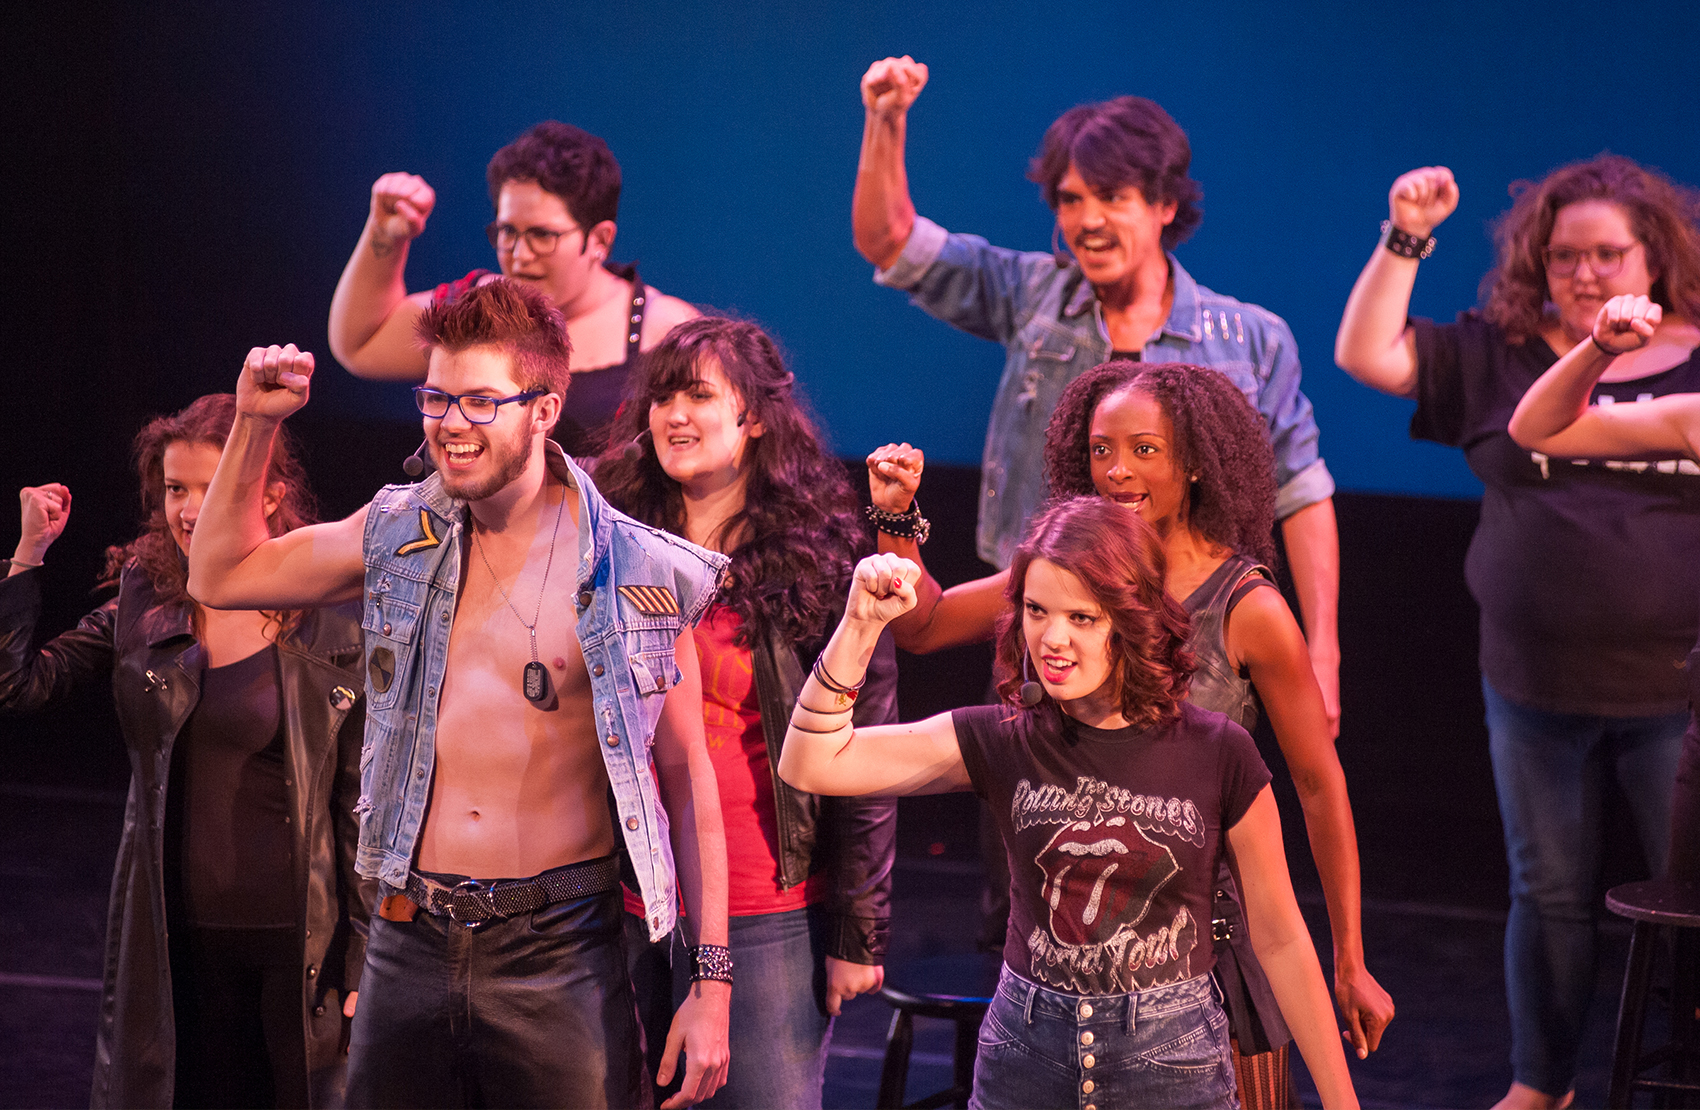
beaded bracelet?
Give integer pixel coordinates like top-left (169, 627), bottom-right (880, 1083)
top-left (865, 500), bottom-right (931, 545)
top-left (1381, 220), bottom-right (1436, 260)
top-left (688, 943), bottom-right (734, 984)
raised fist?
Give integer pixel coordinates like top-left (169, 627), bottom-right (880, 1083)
top-left (866, 442), bottom-right (925, 514)
top-left (236, 344), bottom-right (315, 422)
top-left (861, 56), bottom-right (928, 115)
top-left (1593, 293), bottom-right (1663, 355)
top-left (16, 483), bottom-right (71, 562)
top-left (1388, 167), bottom-right (1458, 238)
top-left (847, 553), bottom-right (919, 627)
top-left (368, 172), bottom-right (436, 251)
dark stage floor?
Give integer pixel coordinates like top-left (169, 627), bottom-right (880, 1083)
top-left (0, 784), bottom-right (1635, 1109)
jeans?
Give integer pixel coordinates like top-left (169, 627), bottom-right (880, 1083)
top-left (629, 906), bottom-right (834, 1109)
top-left (347, 881), bottom-right (647, 1109)
top-left (970, 964), bottom-right (1236, 1110)
top-left (1483, 678), bottom-right (1687, 1096)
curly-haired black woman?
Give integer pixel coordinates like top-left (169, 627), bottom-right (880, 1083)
top-left (1336, 155), bottom-right (1700, 1110)
top-left (2, 394), bottom-right (368, 1109)
top-left (866, 361), bottom-right (1389, 1108)
top-left (593, 317), bottom-right (898, 1108)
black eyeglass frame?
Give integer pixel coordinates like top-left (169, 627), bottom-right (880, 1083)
top-left (413, 386), bottom-right (544, 425)
top-left (484, 221), bottom-right (582, 256)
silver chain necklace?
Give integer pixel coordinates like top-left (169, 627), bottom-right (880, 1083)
top-left (471, 479), bottom-right (567, 705)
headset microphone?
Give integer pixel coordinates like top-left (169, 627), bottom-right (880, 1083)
top-left (621, 428), bottom-right (654, 462)
top-left (402, 439), bottom-right (433, 477)
top-left (1018, 653), bottom-right (1044, 708)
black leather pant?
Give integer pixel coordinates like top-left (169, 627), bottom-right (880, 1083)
top-left (347, 882), bottom-right (648, 1109)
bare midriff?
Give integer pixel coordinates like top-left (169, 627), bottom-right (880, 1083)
top-left (417, 513), bottom-right (617, 880)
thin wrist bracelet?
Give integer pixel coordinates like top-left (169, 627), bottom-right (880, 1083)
top-left (688, 943), bottom-right (734, 984)
top-left (7, 558), bottom-right (43, 569)
top-left (813, 656), bottom-right (866, 698)
top-left (1590, 333), bottom-right (1620, 357)
top-left (866, 500), bottom-right (931, 544)
top-left (1381, 220), bottom-right (1436, 260)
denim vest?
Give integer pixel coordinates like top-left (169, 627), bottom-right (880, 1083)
top-left (355, 443), bottom-right (728, 941)
top-left (877, 216), bottom-right (1335, 568)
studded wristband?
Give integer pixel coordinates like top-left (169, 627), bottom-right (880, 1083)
top-left (688, 943), bottom-right (734, 984)
top-left (865, 500), bottom-right (931, 544)
top-left (1381, 220), bottom-right (1436, 260)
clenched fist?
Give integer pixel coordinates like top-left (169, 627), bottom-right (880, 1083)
top-left (368, 172), bottom-right (436, 254)
top-left (861, 56), bottom-right (928, 115)
top-left (237, 344), bottom-right (315, 423)
top-left (866, 442), bottom-right (924, 514)
top-left (1388, 166), bottom-right (1458, 239)
top-left (14, 483), bottom-right (72, 568)
top-left (847, 553), bottom-right (920, 627)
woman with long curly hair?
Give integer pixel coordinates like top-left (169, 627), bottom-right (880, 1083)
top-left (1, 393), bottom-right (369, 1109)
top-left (1337, 155), bottom-right (1700, 1110)
top-left (778, 496), bottom-right (1358, 1110)
top-left (593, 316), bottom-right (897, 1108)
top-left (866, 360), bottom-right (1389, 1107)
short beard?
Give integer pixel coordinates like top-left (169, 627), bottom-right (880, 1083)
top-left (434, 419), bottom-right (534, 502)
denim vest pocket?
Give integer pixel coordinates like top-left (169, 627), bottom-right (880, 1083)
top-left (361, 592), bottom-right (423, 711)
top-left (624, 626), bottom-right (681, 696)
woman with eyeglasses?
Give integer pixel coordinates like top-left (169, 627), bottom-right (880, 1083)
top-left (329, 120), bottom-right (698, 456)
top-left (1335, 154), bottom-right (1700, 1110)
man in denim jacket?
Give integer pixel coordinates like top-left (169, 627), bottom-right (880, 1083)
top-left (853, 57), bottom-right (1342, 731)
top-left (189, 280), bottom-right (731, 1109)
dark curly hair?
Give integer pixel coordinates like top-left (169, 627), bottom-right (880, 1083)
top-left (486, 120), bottom-right (621, 234)
top-left (1028, 96), bottom-right (1203, 251)
top-left (593, 317), bottom-right (868, 650)
top-left (102, 393), bottom-right (316, 629)
top-left (1481, 153), bottom-right (1700, 344)
top-left (994, 496), bottom-right (1194, 729)
top-left (1043, 361), bottom-right (1277, 567)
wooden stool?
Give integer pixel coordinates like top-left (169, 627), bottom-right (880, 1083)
top-left (874, 953), bottom-right (1001, 1109)
top-left (1606, 879), bottom-right (1700, 1108)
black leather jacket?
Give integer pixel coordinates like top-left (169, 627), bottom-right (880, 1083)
top-left (751, 620), bottom-right (899, 963)
top-left (0, 562), bottom-right (370, 1109)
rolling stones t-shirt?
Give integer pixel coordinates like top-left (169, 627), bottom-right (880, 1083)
top-left (953, 701), bottom-right (1270, 995)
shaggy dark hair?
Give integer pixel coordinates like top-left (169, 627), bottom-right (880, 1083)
top-left (1482, 153), bottom-right (1700, 344)
top-left (994, 496), bottom-right (1194, 728)
top-left (593, 317), bottom-right (868, 650)
top-left (102, 393), bottom-right (316, 630)
top-left (1043, 361), bottom-right (1277, 567)
top-left (1028, 96), bottom-right (1204, 251)
top-left (415, 277), bottom-right (573, 403)
top-left (486, 120), bottom-right (621, 234)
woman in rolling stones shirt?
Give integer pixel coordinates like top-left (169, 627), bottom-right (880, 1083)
top-left (777, 495), bottom-right (1357, 1110)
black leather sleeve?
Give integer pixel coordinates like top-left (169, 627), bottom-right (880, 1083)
top-left (333, 695), bottom-right (373, 992)
top-left (0, 565), bottom-right (116, 713)
top-left (816, 630), bottom-right (900, 965)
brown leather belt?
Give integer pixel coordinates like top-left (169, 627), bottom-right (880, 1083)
top-left (379, 855), bottom-right (622, 929)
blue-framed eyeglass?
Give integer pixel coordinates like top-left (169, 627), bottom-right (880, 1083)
top-left (413, 386), bottom-right (543, 425)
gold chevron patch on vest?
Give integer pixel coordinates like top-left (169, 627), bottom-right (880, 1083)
top-left (618, 585), bottom-right (679, 616)
top-left (395, 510), bottom-right (442, 557)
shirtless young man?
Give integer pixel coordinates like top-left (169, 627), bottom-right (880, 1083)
top-left (328, 120), bottom-right (698, 454)
top-left (190, 279), bottom-right (730, 1109)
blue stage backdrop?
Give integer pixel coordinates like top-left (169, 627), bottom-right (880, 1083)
top-left (11, 0), bottom-right (1700, 499)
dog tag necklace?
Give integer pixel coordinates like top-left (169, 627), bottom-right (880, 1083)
top-left (472, 478), bottom-right (566, 706)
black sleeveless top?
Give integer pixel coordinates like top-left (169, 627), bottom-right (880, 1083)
top-left (433, 263), bottom-right (651, 457)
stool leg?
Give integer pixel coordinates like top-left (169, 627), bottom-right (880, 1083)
top-left (1612, 922), bottom-right (1659, 1109)
top-left (1671, 929), bottom-right (1696, 1094)
top-left (878, 1009), bottom-right (915, 1110)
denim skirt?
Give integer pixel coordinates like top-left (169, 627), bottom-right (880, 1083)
top-left (970, 964), bottom-right (1237, 1110)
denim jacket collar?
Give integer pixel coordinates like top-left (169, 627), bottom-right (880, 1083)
top-left (1058, 252), bottom-right (1205, 345)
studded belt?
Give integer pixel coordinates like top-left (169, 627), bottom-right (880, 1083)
top-left (402, 855), bottom-right (622, 929)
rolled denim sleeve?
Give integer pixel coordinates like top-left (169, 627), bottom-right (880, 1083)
top-left (1257, 317), bottom-right (1335, 518)
top-left (873, 215), bottom-right (1056, 345)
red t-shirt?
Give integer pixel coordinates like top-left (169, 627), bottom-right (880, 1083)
top-left (695, 606), bottom-right (821, 915)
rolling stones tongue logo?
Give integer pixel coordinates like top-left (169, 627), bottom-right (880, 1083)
top-left (1036, 816), bottom-right (1178, 947)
